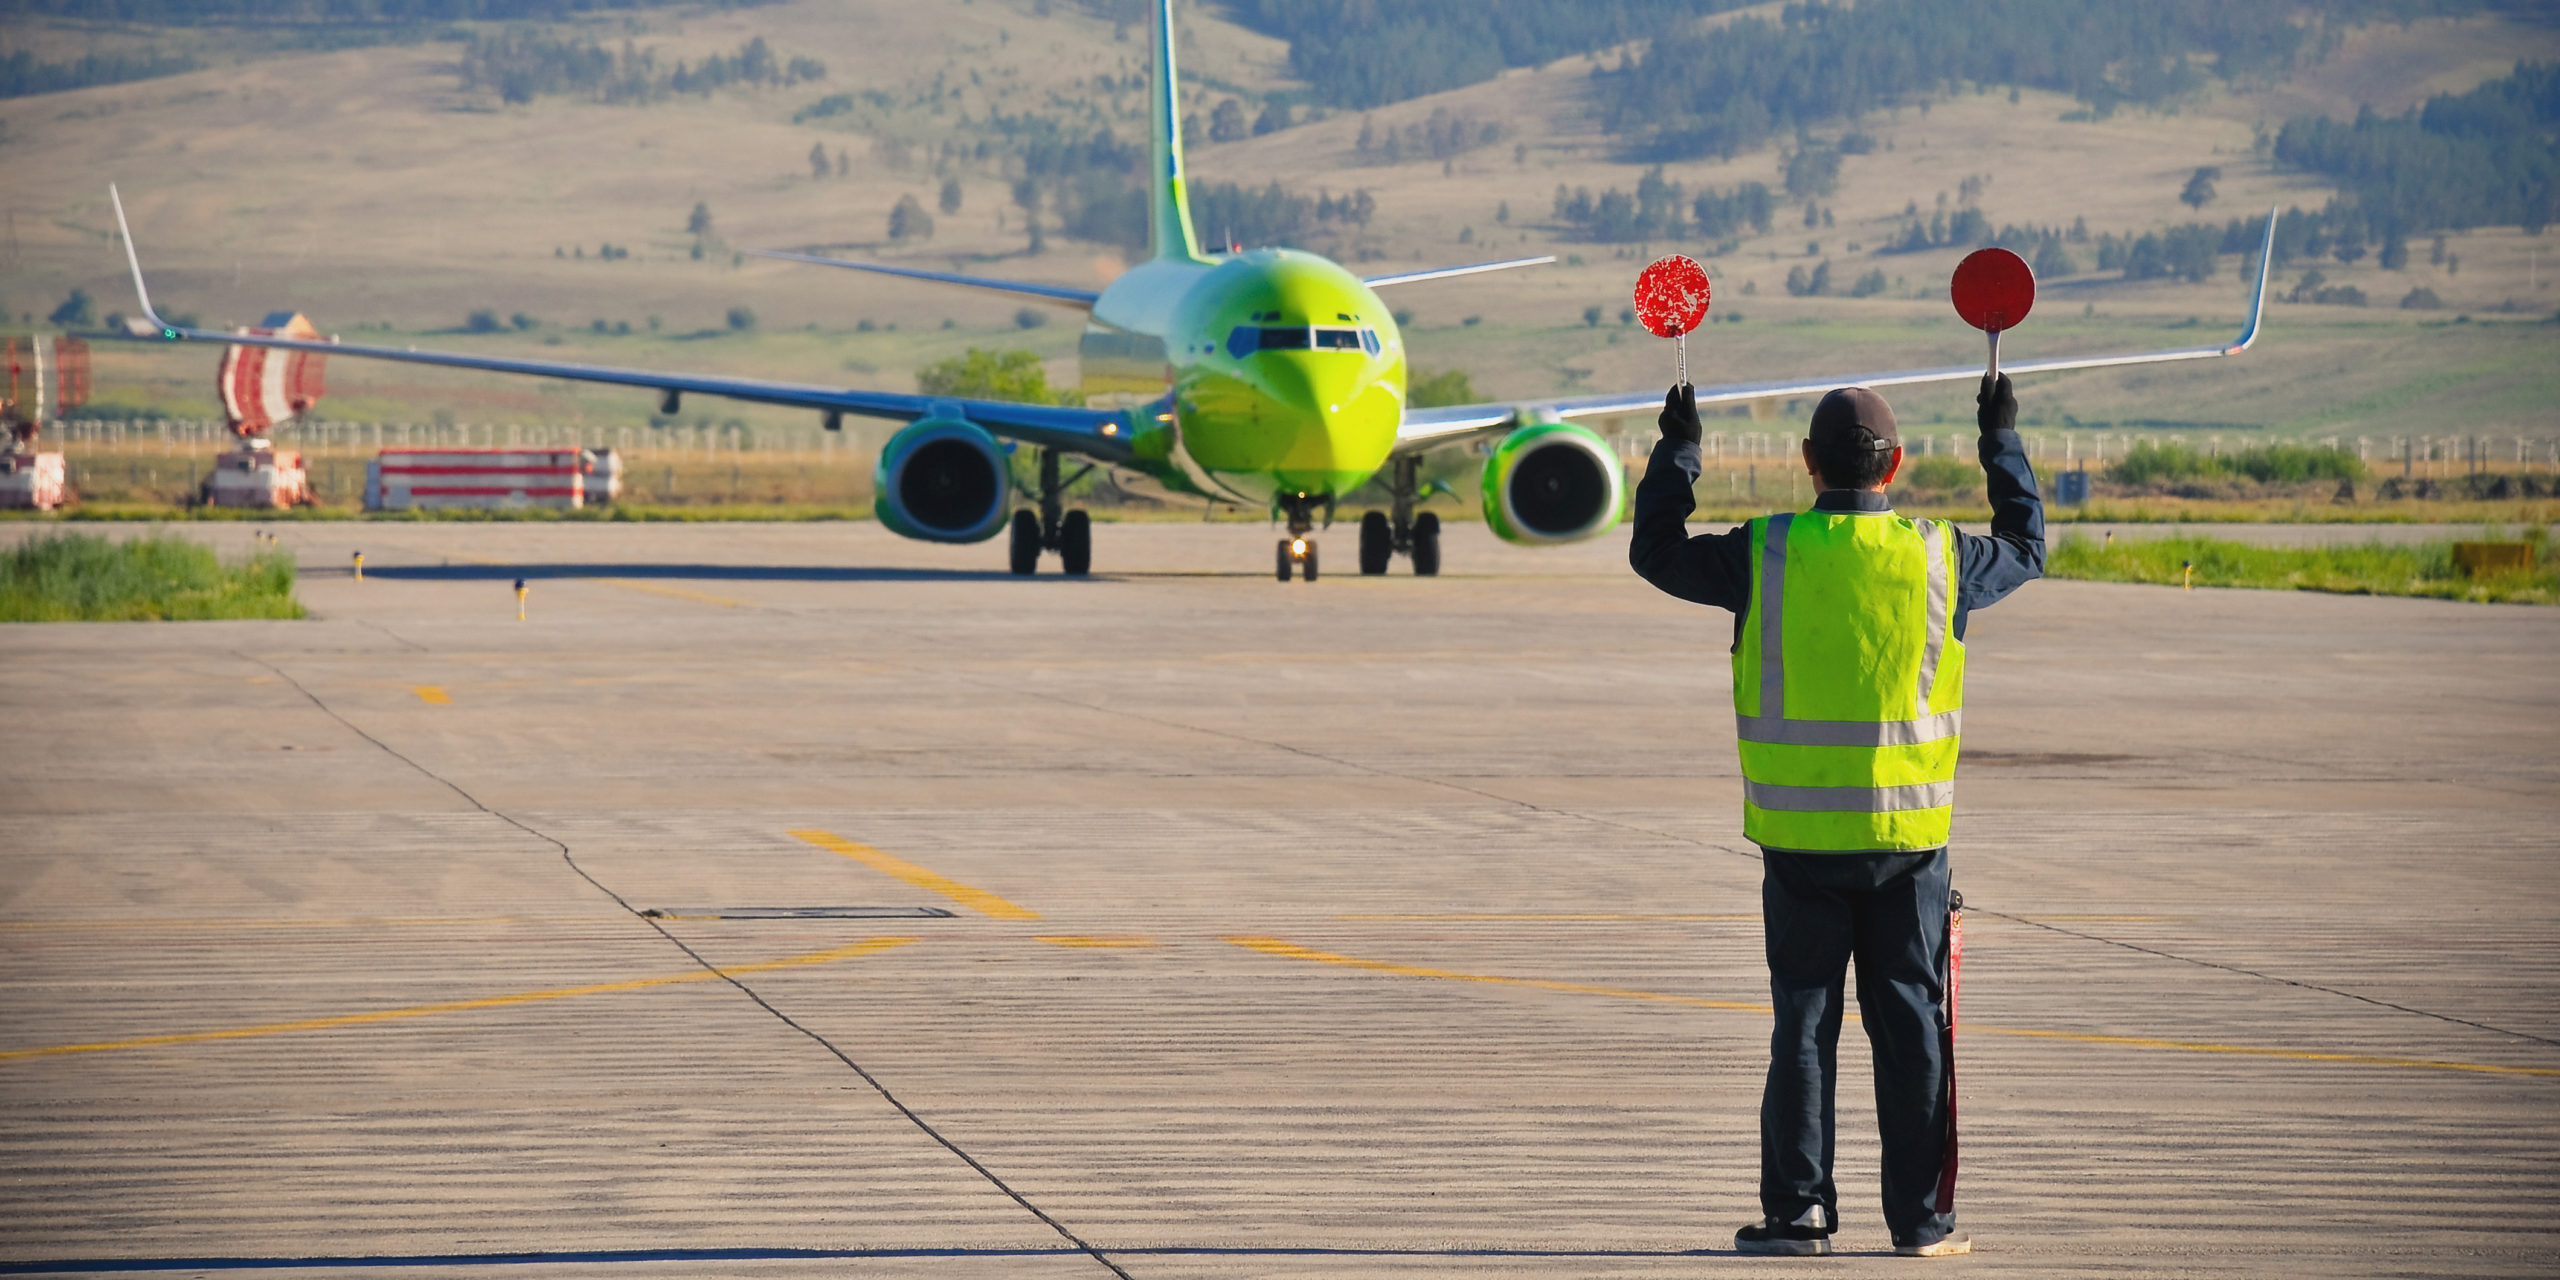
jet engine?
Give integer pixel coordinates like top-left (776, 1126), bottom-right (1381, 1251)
top-left (874, 416), bottom-right (1011, 543)
top-left (1479, 420), bottom-right (1623, 545)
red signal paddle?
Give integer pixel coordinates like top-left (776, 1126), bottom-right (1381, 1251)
top-left (1635, 255), bottom-right (1712, 386)
top-left (1951, 248), bottom-right (2034, 382)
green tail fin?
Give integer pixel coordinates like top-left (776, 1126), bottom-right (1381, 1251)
top-left (1149, 0), bottom-right (1204, 263)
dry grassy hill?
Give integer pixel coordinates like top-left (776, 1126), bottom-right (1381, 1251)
top-left (4, 0), bottom-right (2556, 451)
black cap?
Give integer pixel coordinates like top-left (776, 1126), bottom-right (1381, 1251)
top-left (1808, 387), bottom-right (1899, 453)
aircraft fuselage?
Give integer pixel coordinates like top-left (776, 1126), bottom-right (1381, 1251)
top-left (1082, 249), bottom-right (1405, 508)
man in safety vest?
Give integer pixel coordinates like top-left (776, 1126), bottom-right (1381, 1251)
top-left (1630, 375), bottom-right (2042, 1258)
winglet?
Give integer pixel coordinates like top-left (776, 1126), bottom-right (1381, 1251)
top-left (2229, 206), bottom-right (2278, 355)
top-left (108, 184), bottom-right (174, 338)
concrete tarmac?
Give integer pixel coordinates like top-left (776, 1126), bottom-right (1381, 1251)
top-left (3, 519), bottom-right (2556, 1278)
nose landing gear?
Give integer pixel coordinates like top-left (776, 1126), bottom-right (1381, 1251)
top-left (1010, 447), bottom-right (1095, 576)
top-left (1276, 493), bottom-right (1322, 582)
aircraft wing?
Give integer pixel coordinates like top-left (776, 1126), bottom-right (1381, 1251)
top-left (1395, 210), bottom-right (2277, 457)
top-left (748, 249), bottom-right (1101, 309)
top-left (1364, 256), bottom-right (1557, 289)
top-left (109, 187), bottom-right (1136, 463)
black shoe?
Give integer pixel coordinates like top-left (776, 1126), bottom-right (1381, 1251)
top-left (1735, 1205), bottom-right (1834, 1256)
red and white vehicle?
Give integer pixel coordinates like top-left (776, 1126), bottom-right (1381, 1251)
top-left (205, 311), bottom-right (326, 509)
top-left (1, 334), bottom-right (84, 511)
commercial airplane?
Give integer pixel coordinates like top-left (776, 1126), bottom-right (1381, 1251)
top-left (109, 0), bottom-right (2274, 581)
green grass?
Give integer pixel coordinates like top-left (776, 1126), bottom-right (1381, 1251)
top-left (2045, 532), bottom-right (2556, 605)
top-left (1, 533), bottom-right (306, 621)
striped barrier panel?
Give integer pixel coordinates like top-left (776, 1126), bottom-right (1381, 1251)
top-left (367, 448), bottom-right (587, 511)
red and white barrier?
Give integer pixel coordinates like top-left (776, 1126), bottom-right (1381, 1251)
top-left (366, 448), bottom-right (589, 511)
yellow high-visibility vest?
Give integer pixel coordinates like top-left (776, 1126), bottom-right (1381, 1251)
top-left (1733, 510), bottom-right (1965, 852)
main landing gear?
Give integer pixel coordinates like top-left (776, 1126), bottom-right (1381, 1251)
top-left (1356, 455), bottom-right (1440, 576)
top-left (1275, 492), bottom-right (1322, 582)
top-left (1010, 447), bottom-right (1093, 576)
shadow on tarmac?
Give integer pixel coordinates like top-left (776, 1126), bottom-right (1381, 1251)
top-left (363, 562), bottom-right (1050, 584)
top-left (0, 1245), bottom-right (1748, 1272)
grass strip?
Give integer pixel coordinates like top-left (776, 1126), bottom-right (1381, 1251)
top-left (2046, 533), bottom-right (2555, 605)
top-left (1, 532), bottom-right (305, 621)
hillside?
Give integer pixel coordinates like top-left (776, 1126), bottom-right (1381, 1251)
top-left (2, 0), bottom-right (2555, 449)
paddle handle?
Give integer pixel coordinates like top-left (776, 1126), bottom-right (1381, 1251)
top-left (1985, 328), bottom-right (2002, 383)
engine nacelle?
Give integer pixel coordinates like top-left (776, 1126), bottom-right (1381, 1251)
top-left (1480, 420), bottom-right (1623, 545)
top-left (874, 416), bottom-right (1011, 543)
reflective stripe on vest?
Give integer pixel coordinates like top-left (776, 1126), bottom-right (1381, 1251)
top-left (1734, 509), bottom-right (1965, 853)
top-left (1743, 779), bottom-right (1956, 813)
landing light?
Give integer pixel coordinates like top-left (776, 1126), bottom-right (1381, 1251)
top-left (1290, 538), bottom-right (1308, 556)
top-left (1101, 422), bottom-right (1119, 436)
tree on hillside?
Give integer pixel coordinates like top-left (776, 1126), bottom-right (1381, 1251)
top-left (1407, 368), bottom-right (1480, 408)
top-left (939, 177), bottom-right (964, 215)
top-left (48, 289), bottom-right (92, 328)
top-left (2180, 166), bottom-right (2220, 210)
top-left (1210, 98), bottom-right (1248, 143)
top-left (1013, 179), bottom-right (1045, 254)
top-left (1253, 101), bottom-right (1291, 136)
top-left (809, 142), bottom-right (830, 179)
top-left (889, 194), bottom-right (935, 241)
top-left (917, 348), bottom-right (1067, 404)
top-left (687, 202), bottom-right (714, 239)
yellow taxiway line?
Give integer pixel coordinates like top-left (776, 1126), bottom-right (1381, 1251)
top-left (0, 937), bottom-right (916, 1062)
top-left (1225, 937), bottom-right (2560, 1079)
top-left (411, 685), bottom-right (452, 704)
top-left (789, 829), bottom-right (1042, 920)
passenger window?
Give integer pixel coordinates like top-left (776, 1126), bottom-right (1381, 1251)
top-left (1313, 327), bottom-right (1362, 350)
top-left (1225, 326), bottom-right (1258, 359)
top-left (1256, 326), bottom-right (1310, 350)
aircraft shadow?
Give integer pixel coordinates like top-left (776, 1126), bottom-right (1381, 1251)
top-left (7, 1244), bottom-right (1744, 1271)
top-left (362, 562), bottom-right (1055, 584)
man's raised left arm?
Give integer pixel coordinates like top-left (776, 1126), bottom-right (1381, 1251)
top-left (1956, 373), bottom-right (2045, 617)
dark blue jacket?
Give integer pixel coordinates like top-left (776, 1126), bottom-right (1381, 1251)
top-left (1628, 428), bottom-right (2045, 643)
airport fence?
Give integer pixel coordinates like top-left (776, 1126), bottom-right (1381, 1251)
top-left (23, 419), bottom-right (2560, 514)
top-left (34, 419), bottom-right (874, 508)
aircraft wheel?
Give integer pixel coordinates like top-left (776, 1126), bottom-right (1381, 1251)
top-left (1275, 538), bottom-right (1293, 582)
top-left (1303, 540), bottom-right (1319, 582)
top-left (1412, 512), bottom-right (1442, 576)
top-left (1009, 510), bottom-right (1040, 575)
top-left (1358, 511), bottom-right (1391, 575)
top-left (1060, 509), bottom-right (1092, 576)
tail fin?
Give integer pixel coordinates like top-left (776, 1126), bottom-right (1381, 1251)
top-left (1149, 0), bottom-right (1204, 263)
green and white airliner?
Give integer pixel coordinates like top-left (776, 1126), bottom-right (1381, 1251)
top-left (110, 0), bottom-right (2272, 580)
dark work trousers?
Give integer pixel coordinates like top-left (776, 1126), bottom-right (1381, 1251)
top-left (1759, 846), bottom-right (1955, 1246)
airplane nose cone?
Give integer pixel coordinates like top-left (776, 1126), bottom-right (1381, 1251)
top-left (1232, 352), bottom-right (1397, 493)
top-left (1257, 355), bottom-right (1364, 434)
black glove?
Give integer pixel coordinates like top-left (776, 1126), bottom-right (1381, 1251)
top-left (1976, 372), bottom-right (2016, 435)
top-left (1659, 383), bottom-right (1701, 446)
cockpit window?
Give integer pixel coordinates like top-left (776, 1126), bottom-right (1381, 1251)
top-left (1226, 325), bottom-right (1381, 357)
